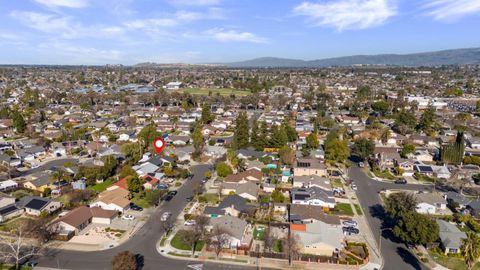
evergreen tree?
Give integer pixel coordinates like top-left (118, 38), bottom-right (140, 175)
top-left (11, 110), bottom-right (26, 134)
top-left (250, 120), bottom-right (259, 146)
top-left (417, 104), bottom-right (435, 132)
top-left (192, 126), bottom-right (205, 158)
top-left (282, 118), bottom-right (298, 142)
top-left (254, 121), bottom-right (268, 151)
top-left (200, 103), bottom-right (214, 124)
top-left (441, 132), bottom-right (465, 165)
top-left (269, 125), bottom-right (288, 148)
top-left (233, 112), bottom-right (249, 149)
top-left (305, 132), bottom-right (319, 149)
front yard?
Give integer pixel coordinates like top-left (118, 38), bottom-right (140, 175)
top-left (332, 203), bottom-right (354, 216)
top-left (171, 230), bottom-right (205, 251)
top-left (429, 250), bottom-right (480, 270)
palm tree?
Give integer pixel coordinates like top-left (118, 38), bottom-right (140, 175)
top-left (462, 231), bottom-right (480, 270)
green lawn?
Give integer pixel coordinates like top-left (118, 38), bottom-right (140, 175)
top-left (429, 251), bottom-right (480, 270)
top-left (199, 193), bottom-right (220, 205)
top-left (177, 88), bottom-right (252, 96)
top-left (332, 203), bottom-right (354, 216)
top-left (331, 179), bottom-right (343, 188)
top-left (253, 227), bottom-right (266, 240)
top-left (171, 230), bottom-right (205, 251)
top-left (354, 204), bottom-right (363, 215)
top-left (131, 196), bottom-right (150, 209)
top-left (372, 168), bottom-right (396, 180)
top-left (89, 179), bottom-right (113, 192)
top-left (1, 266), bottom-right (32, 270)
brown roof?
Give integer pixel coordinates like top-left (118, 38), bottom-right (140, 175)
top-left (224, 168), bottom-right (263, 183)
top-left (289, 204), bottom-right (341, 225)
top-left (57, 206), bottom-right (117, 228)
top-left (96, 187), bottom-right (130, 208)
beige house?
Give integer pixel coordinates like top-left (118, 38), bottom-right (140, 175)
top-left (293, 158), bottom-right (327, 177)
top-left (90, 186), bottom-right (130, 212)
top-left (56, 206), bottom-right (117, 235)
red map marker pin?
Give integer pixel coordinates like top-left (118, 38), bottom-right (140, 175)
top-left (153, 138), bottom-right (165, 154)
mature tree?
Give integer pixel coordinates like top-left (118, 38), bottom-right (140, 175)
top-left (400, 144), bottom-right (415, 158)
top-left (441, 132), bottom-right (465, 165)
top-left (263, 227), bottom-right (276, 253)
top-left (325, 137), bottom-right (350, 163)
top-left (138, 124), bottom-right (161, 150)
top-left (384, 192), bottom-right (417, 220)
top-left (233, 112), bottom-right (249, 149)
top-left (201, 103), bottom-right (214, 124)
top-left (192, 126), bottom-right (205, 158)
top-left (11, 110), bottom-right (26, 134)
top-left (282, 118), bottom-right (298, 142)
top-left (121, 142), bottom-right (143, 164)
top-left (476, 100), bottom-right (480, 114)
top-left (357, 85), bottom-right (372, 101)
top-left (271, 189), bottom-right (288, 203)
top-left (393, 211), bottom-right (439, 245)
top-left (127, 176), bottom-right (145, 194)
top-left (371, 100), bottom-right (390, 116)
top-left (393, 110), bottom-right (417, 135)
top-left (144, 189), bottom-right (164, 206)
top-left (216, 162), bottom-right (233, 178)
top-left (279, 146), bottom-right (295, 165)
top-left (112, 251), bottom-right (137, 270)
top-left (351, 138), bottom-right (375, 161)
top-left (305, 132), bottom-right (319, 149)
top-left (417, 104), bottom-right (436, 133)
top-left (462, 232), bottom-right (480, 270)
top-left (0, 226), bottom-right (43, 270)
top-left (208, 225), bottom-right (230, 258)
top-left (380, 128), bottom-right (391, 145)
top-left (253, 121), bottom-right (269, 151)
top-left (119, 165), bottom-right (138, 179)
top-left (269, 125), bottom-right (288, 148)
top-left (250, 120), bottom-right (259, 146)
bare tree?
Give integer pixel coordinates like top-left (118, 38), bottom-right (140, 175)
top-left (160, 217), bottom-right (174, 236)
top-left (112, 250), bottom-right (137, 270)
top-left (283, 232), bottom-right (301, 265)
top-left (263, 226), bottom-right (276, 253)
top-left (0, 228), bottom-right (43, 270)
top-left (208, 225), bottom-right (230, 258)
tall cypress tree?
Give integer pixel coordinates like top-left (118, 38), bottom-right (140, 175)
top-left (233, 112), bottom-right (249, 149)
top-left (441, 132), bottom-right (465, 165)
top-left (250, 120), bottom-right (259, 146)
top-left (254, 121), bottom-right (268, 151)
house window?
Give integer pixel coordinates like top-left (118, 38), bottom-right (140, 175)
top-left (449, 248), bottom-right (458, 253)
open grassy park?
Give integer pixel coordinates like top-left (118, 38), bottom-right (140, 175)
top-left (176, 88), bottom-right (252, 96)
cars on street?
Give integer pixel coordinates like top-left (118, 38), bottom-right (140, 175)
top-left (351, 183), bottom-right (358, 191)
top-left (342, 226), bottom-right (360, 235)
top-left (342, 220), bottom-right (358, 228)
top-left (122, 214), bottom-right (135, 221)
top-left (160, 212), bottom-right (171, 221)
top-left (394, 179), bottom-right (407, 184)
top-left (130, 203), bottom-right (143, 211)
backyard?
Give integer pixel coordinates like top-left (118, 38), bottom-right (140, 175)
top-left (253, 226), bottom-right (266, 240)
top-left (89, 179), bottom-right (113, 192)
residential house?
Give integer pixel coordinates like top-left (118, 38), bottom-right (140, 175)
top-left (142, 175), bottom-right (160, 190)
top-left (0, 204), bottom-right (22, 222)
top-left (19, 196), bottom-right (62, 216)
top-left (437, 220), bottom-right (466, 255)
top-left (415, 192), bottom-right (447, 215)
top-left (56, 206), bottom-right (117, 236)
top-left (91, 186), bottom-right (130, 212)
top-left (289, 204), bottom-right (341, 225)
top-left (293, 175), bottom-right (331, 191)
top-left (291, 187), bottom-right (336, 209)
top-left (374, 147), bottom-right (400, 170)
top-left (221, 182), bottom-right (259, 201)
top-left (407, 150), bottom-right (434, 162)
top-left (445, 191), bottom-right (472, 210)
top-left (0, 180), bottom-right (18, 192)
top-left (224, 168), bottom-right (263, 183)
top-left (208, 215), bottom-right (250, 249)
top-left (291, 220), bottom-right (344, 256)
top-left (204, 195), bottom-right (254, 218)
top-left (293, 158), bottom-right (327, 177)
top-left (133, 162), bottom-right (159, 177)
top-left (23, 172), bottom-right (51, 192)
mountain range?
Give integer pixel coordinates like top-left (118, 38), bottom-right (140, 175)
top-left (224, 47), bottom-right (480, 68)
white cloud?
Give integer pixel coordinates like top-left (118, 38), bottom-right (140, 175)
top-left (293, 0), bottom-right (397, 31)
top-left (33, 0), bottom-right (88, 8)
top-left (423, 0), bottom-right (480, 21)
top-left (205, 28), bottom-right (267, 43)
top-left (170, 0), bottom-right (221, 6)
top-left (124, 18), bottom-right (178, 30)
top-left (10, 11), bottom-right (72, 32)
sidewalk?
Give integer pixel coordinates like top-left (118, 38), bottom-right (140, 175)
top-left (344, 182), bottom-right (384, 269)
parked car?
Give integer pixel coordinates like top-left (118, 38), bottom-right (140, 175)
top-left (394, 179), bottom-right (407, 184)
top-left (184, 219), bottom-right (196, 226)
top-left (160, 212), bottom-right (171, 221)
top-left (351, 183), bottom-right (358, 191)
top-left (342, 220), bottom-right (358, 228)
top-left (24, 260), bottom-right (38, 267)
top-left (358, 162), bottom-right (365, 168)
top-left (122, 214), bottom-right (135, 221)
top-left (342, 226), bottom-right (360, 235)
top-left (130, 204), bottom-right (143, 211)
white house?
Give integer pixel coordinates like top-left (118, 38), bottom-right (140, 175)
top-left (164, 82), bottom-right (183, 90)
top-left (415, 192), bottom-right (447, 214)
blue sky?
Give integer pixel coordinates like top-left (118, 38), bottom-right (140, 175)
top-left (0, 0), bottom-right (479, 65)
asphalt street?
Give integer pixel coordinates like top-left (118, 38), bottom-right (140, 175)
top-left (38, 164), bottom-right (267, 270)
top-left (349, 166), bottom-right (432, 270)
